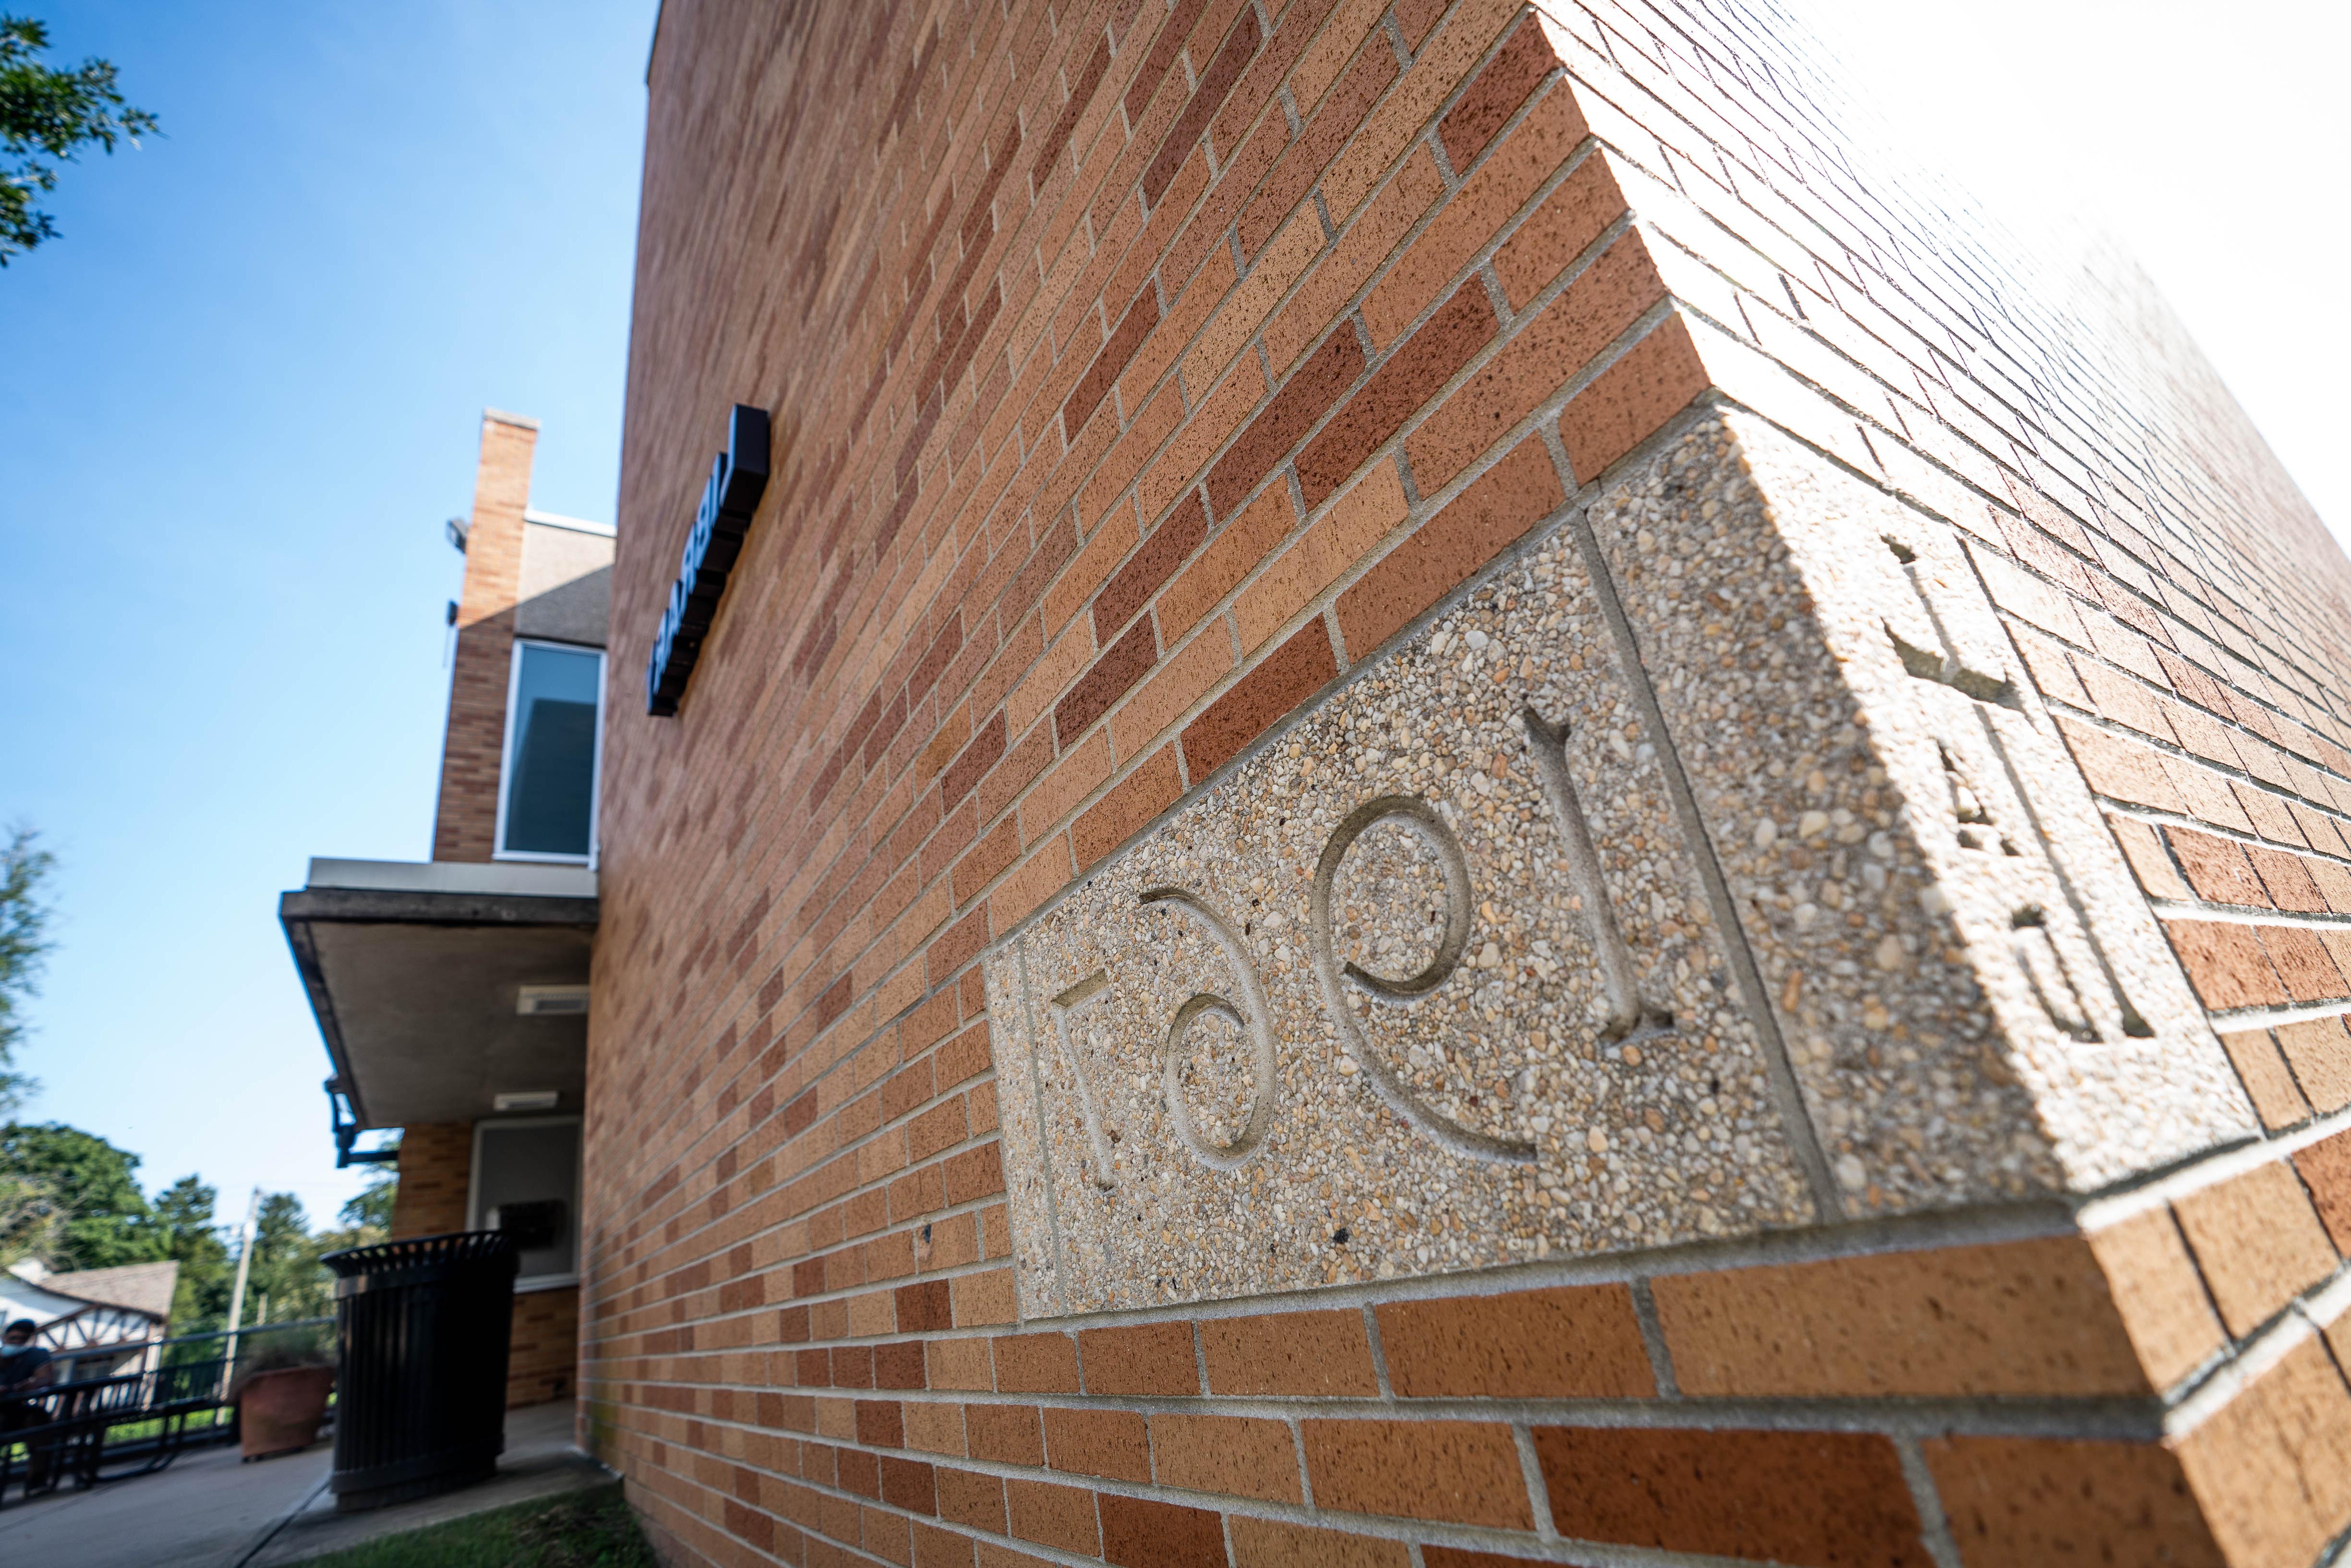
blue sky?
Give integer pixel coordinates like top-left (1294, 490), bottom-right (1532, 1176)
top-left (2, 0), bottom-right (2344, 1242)
top-left (2, 1), bottom-right (652, 1230)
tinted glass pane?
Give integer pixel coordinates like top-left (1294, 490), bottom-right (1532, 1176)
top-left (503, 643), bottom-right (601, 856)
top-left (474, 1121), bottom-right (579, 1280)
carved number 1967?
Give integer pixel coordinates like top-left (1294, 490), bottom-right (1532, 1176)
top-left (1046, 706), bottom-right (1656, 1182)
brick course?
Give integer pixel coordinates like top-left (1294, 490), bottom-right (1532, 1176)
top-left (388, 1122), bottom-right (471, 1238)
top-left (581, 0), bottom-right (2351, 1563)
top-left (432, 410), bottom-right (536, 862)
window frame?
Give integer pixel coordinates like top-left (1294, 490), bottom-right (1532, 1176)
top-left (492, 637), bottom-right (606, 866)
top-left (466, 1113), bottom-right (584, 1294)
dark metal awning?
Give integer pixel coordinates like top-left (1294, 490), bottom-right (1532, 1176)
top-left (280, 858), bottom-right (598, 1135)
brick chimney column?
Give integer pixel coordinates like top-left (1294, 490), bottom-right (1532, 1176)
top-left (432, 409), bottom-right (538, 862)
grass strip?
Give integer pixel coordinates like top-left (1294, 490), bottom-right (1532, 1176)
top-left (293, 1482), bottom-right (654, 1568)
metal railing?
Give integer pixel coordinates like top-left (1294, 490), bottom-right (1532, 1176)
top-left (0, 1318), bottom-right (335, 1507)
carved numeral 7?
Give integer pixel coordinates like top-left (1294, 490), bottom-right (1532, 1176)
top-left (1047, 972), bottom-right (1119, 1191)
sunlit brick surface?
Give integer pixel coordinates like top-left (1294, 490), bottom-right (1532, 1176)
top-left (584, 0), bottom-right (2351, 1561)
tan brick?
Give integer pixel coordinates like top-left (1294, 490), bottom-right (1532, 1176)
top-left (2170, 1161), bottom-right (2339, 1336)
top-left (993, 1332), bottom-right (1081, 1393)
top-left (1157, 484), bottom-right (1297, 643)
top-left (1266, 147), bottom-right (1445, 374)
top-left (1335, 435), bottom-right (1561, 657)
top-left (1557, 311), bottom-right (1713, 482)
top-left (1228, 1517), bottom-right (1409, 1568)
top-left (1362, 82), bottom-right (1590, 345)
top-left (432, 411), bottom-right (536, 862)
top-left (902, 1399), bottom-right (965, 1457)
top-left (1021, 730), bottom-right (1113, 839)
top-left (1110, 619), bottom-right (1233, 761)
top-left (1078, 1321), bottom-right (1199, 1397)
top-left (1375, 1284), bottom-right (1655, 1399)
top-left (2086, 1208), bottom-right (2227, 1391)
top-left (1201, 1308), bottom-right (1378, 1397)
top-left (2162, 918), bottom-right (2287, 1011)
top-left (967, 1402), bottom-right (1044, 1466)
top-left (1301, 1418), bottom-right (1533, 1528)
top-left (1235, 458), bottom-right (1407, 653)
top-left (390, 1122), bottom-right (473, 1238)
top-left (2216, 1028), bottom-right (2311, 1130)
top-left (1042, 1405), bottom-right (1150, 1482)
top-left (1534, 1426), bottom-right (1926, 1563)
top-left (1004, 1477), bottom-right (1099, 1555)
top-left (951, 1267), bottom-right (1017, 1327)
top-left (1073, 745), bottom-right (1184, 868)
top-left (1652, 1235), bottom-right (2153, 1397)
top-left (927, 1337), bottom-right (993, 1392)
top-left (1047, 506), bottom-right (1143, 639)
top-left (2173, 1335), bottom-right (2351, 1568)
top-left (2167, 826), bottom-right (2271, 907)
top-left (2277, 1014), bottom-right (2351, 1111)
top-left (1179, 205), bottom-right (1324, 398)
top-left (2293, 1128), bottom-right (2351, 1253)
top-left (1926, 1437), bottom-right (2222, 1568)
top-left (1495, 148), bottom-right (1630, 309)
top-left (1150, 1412), bottom-right (1301, 1502)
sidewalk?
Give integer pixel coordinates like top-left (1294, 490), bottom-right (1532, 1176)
top-left (0, 1399), bottom-right (609, 1568)
top-left (249, 1399), bottom-right (610, 1565)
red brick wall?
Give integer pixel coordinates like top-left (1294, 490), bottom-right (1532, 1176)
top-left (510, 1283), bottom-right (580, 1408)
top-left (388, 1121), bottom-right (473, 1239)
top-left (583, 1), bottom-right (2351, 1564)
top-left (433, 410), bottom-right (538, 863)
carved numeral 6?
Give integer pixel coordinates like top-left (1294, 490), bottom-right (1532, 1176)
top-left (1139, 887), bottom-right (1279, 1170)
top-left (1307, 795), bottom-right (1535, 1166)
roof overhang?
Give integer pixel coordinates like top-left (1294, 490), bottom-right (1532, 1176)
top-left (281, 858), bottom-right (598, 1129)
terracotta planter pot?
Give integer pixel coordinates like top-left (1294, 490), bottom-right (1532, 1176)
top-left (239, 1365), bottom-right (335, 1459)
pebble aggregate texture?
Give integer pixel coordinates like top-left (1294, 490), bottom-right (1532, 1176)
top-left (989, 409), bottom-right (2250, 1316)
top-left (579, 0), bottom-right (2351, 1560)
top-left (1609, 414), bottom-right (2244, 1208)
top-left (988, 505), bottom-right (1816, 1316)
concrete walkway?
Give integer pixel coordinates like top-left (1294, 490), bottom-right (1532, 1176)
top-left (0, 1399), bottom-right (612, 1568)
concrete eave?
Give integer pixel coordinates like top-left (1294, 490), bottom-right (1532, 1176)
top-left (281, 859), bottom-right (599, 1130)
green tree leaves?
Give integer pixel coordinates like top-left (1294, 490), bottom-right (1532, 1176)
top-left (0, 15), bottom-right (159, 263)
top-left (0, 1120), bottom-right (160, 1269)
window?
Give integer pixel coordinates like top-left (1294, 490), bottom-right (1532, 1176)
top-left (497, 640), bottom-right (604, 861)
top-left (470, 1117), bottom-right (581, 1291)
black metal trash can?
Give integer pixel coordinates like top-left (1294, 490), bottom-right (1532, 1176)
top-left (322, 1230), bottom-right (518, 1511)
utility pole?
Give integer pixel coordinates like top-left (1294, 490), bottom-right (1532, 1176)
top-left (221, 1186), bottom-right (260, 1395)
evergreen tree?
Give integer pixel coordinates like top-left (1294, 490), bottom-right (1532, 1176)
top-left (153, 1174), bottom-right (229, 1330)
top-left (0, 826), bottom-right (54, 1111)
top-left (243, 1192), bottom-right (336, 1323)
